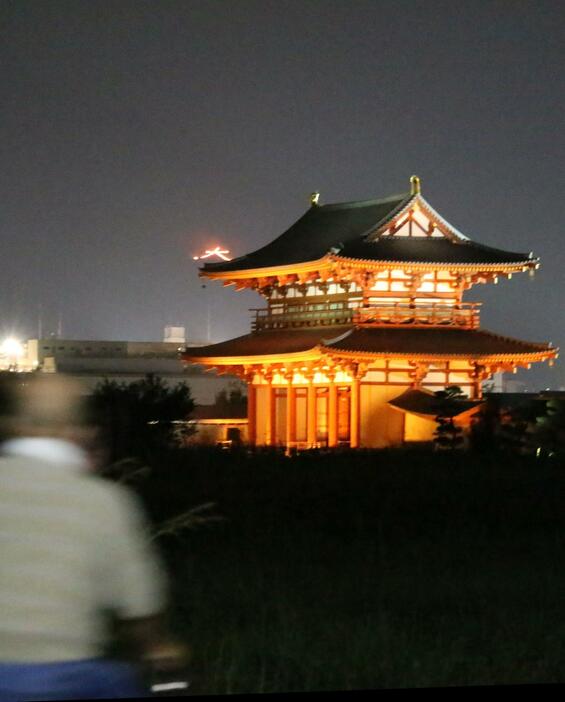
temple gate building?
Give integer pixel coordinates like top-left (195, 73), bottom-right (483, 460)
top-left (183, 177), bottom-right (557, 448)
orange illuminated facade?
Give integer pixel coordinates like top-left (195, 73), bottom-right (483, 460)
top-left (183, 177), bottom-right (558, 448)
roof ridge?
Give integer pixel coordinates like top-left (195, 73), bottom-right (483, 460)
top-left (320, 328), bottom-right (354, 346)
top-left (319, 192), bottom-right (410, 210)
top-left (415, 195), bottom-right (469, 242)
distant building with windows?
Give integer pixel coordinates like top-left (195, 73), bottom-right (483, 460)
top-left (19, 332), bottom-right (244, 406)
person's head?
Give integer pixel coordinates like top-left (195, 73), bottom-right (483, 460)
top-left (5, 373), bottom-right (94, 446)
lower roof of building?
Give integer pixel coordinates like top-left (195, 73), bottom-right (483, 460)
top-left (182, 325), bottom-right (555, 360)
top-left (182, 326), bottom-right (351, 357)
top-left (388, 388), bottom-right (483, 417)
top-left (326, 326), bottom-right (553, 356)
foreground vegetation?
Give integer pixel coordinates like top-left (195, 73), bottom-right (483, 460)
top-left (118, 447), bottom-right (565, 692)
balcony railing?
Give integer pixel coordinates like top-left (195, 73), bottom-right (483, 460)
top-left (251, 302), bottom-right (353, 331)
top-left (353, 302), bottom-right (481, 328)
top-left (251, 301), bottom-right (481, 331)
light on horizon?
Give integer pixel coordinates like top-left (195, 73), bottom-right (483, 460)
top-left (0, 337), bottom-right (24, 359)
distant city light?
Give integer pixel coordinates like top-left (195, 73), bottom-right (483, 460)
top-left (0, 337), bottom-right (25, 371)
top-left (193, 246), bottom-right (231, 261)
top-left (1, 337), bottom-right (24, 359)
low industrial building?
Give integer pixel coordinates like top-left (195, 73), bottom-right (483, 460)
top-left (17, 334), bottom-right (244, 407)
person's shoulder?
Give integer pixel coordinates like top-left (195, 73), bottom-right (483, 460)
top-left (84, 474), bottom-right (150, 526)
top-left (82, 472), bottom-right (139, 505)
top-left (0, 453), bottom-right (35, 469)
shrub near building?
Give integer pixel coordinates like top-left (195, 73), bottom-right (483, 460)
top-left (90, 373), bottom-right (194, 462)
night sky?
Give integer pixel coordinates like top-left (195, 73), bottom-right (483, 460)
top-left (1, 0), bottom-right (564, 389)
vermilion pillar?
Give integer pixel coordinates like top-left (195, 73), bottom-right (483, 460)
top-left (265, 373), bottom-right (275, 446)
top-left (350, 375), bottom-right (361, 448)
top-left (286, 376), bottom-right (296, 450)
top-left (247, 382), bottom-right (257, 446)
top-left (471, 363), bottom-right (488, 400)
top-left (328, 377), bottom-right (338, 448)
top-left (307, 377), bottom-right (316, 448)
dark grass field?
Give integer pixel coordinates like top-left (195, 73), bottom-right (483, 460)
top-left (132, 448), bottom-right (565, 693)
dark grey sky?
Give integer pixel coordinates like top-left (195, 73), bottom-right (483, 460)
top-left (1, 0), bottom-right (564, 389)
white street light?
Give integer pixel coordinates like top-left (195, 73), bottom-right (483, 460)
top-left (1, 337), bottom-right (24, 371)
top-left (1, 338), bottom-right (24, 359)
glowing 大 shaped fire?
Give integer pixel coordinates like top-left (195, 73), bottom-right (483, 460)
top-left (192, 246), bottom-right (231, 261)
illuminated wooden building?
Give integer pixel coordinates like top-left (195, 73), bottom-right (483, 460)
top-left (183, 177), bottom-right (557, 448)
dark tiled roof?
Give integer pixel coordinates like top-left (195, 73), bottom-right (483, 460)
top-left (182, 326), bottom-right (352, 358)
top-left (325, 327), bottom-right (553, 356)
top-left (202, 194), bottom-right (409, 273)
top-left (389, 388), bottom-right (483, 417)
top-left (338, 237), bottom-right (532, 265)
top-left (182, 326), bottom-right (553, 360)
top-left (203, 192), bottom-right (534, 274)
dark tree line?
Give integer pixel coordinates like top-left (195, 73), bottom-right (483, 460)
top-left (470, 395), bottom-right (565, 460)
top-left (89, 373), bottom-right (195, 463)
top-left (433, 386), bottom-right (465, 450)
top-left (433, 386), bottom-right (565, 461)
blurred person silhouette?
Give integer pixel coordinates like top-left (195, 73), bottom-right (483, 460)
top-left (0, 374), bottom-right (188, 701)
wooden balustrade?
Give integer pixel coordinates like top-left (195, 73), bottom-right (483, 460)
top-left (251, 300), bottom-right (481, 330)
top-left (353, 302), bottom-right (481, 328)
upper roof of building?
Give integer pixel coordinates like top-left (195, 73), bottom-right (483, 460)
top-left (201, 180), bottom-right (535, 277)
top-left (204, 193), bottom-right (408, 273)
top-left (336, 237), bottom-right (532, 266)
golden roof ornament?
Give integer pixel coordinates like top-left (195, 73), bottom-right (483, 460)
top-left (410, 175), bottom-right (421, 195)
top-left (310, 191), bottom-right (320, 206)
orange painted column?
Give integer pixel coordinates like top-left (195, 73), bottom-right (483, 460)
top-left (247, 382), bottom-right (257, 446)
top-left (328, 378), bottom-right (338, 448)
top-left (286, 379), bottom-right (296, 450)
top-left (265, 374), bottom-right (275, 446)
top-left (350, 375), bottom-right (361, 448)
top-left (307, 377), bottom-right (317, 448)
top-left (471, 364), bottom-right (487, 400)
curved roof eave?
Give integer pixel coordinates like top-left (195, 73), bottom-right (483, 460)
top-left (320, 326), bottom-right (557, 360)
top-left (321, 348), bottom-right (555, 362)
top-left (200, 257), bottom-right (329, 281)
top-left (200, 192), bottom-right (412, 278)
top-left (182, 348), bottom-right (324, 366)
top-left (201, 251), bottom-right (538, 282)
top-left (330, 255), bottom-right (539, 270)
